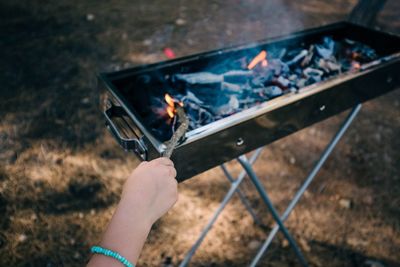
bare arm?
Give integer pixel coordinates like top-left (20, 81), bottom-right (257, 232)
top-left (87, 157), bottom-right (178, 266)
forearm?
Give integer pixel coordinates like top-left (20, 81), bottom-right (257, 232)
top-left (87, 196), bottom-right (152, 267)
top-left (87, 158), bottom-right (177, 267)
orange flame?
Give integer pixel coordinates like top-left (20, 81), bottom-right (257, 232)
top-left (164, 93), bottom-right (183, 118)
top-left (352, 62), bottom-right (361, 69)
top-left (165, 93), bottom-right (174, 107)
top-left (166, 106), bottom-right (175, 118)
top-left (248, 50), bottom-right (267, 70)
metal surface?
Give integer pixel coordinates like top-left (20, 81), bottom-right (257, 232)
top-left (250, 104), bottom-right (362, 267)
top-left (98, 22), bottom-right (400, 181)
top-left (237, 156), bottom-right (309, 267)
top-left (178, 104), bottom-right (361, 267)
top-left (104, 105), bottom-right (147, 160)
top-left (179, 148), bottom-right (263, 267)
top-left (220, 164), bottom-right (261, 225)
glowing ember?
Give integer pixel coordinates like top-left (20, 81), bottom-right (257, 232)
top-left (247, 50), bottom-right (267, 70)
top-left (165, 93), bottom-right (175, 106)
top-left (352, 62), bottom-right (361, 69)
top-left (164, 93), bottom-right (183, 118)
top-left (261, 59), bottom-right (268, 67)
top-left (166, 106), bottom-right (175, 118)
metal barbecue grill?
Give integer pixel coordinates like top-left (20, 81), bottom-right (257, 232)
top-left (99, 21), bottom-right (400, 266)
top-left (99, 22), bottom-right (400, 182)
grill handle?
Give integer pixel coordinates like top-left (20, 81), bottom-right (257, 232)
top-left (104, 105), bottom-right (148, 160)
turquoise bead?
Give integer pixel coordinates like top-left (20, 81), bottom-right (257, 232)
top-left (91, 246), bottom-right (134, 267)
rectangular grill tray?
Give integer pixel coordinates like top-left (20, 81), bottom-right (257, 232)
top-left (98, 22), bottom-right (400, 182)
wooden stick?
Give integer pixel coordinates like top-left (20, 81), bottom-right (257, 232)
top-left (163, 106), bottom-right (189, 158)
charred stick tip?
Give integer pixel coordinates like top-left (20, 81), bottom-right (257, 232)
top-left (163, 106), bottom-right (189, 158)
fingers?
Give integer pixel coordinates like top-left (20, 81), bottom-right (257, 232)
top-left (152, 157), bottom-right (174, 167)
top-left (142, 157), bottom-right (177, 179)
top-left (139, 161), bottom-right (148, 166)
top-left (168, 166), bottom-right (177, 179)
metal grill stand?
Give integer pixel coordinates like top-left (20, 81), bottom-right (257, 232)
top-left (179, 104), bottom-right (362, 267)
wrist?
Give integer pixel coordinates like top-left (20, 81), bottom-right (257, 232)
top-left (97, 197), bottom-right (153, 265)
top-left (117, 194), bottom-right (155, 230)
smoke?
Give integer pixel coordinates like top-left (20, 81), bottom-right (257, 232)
top-left (179, 0), bottom-right (306, 52)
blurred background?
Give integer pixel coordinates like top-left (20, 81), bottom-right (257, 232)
top-left (0, 0), bottom-right (399, 266)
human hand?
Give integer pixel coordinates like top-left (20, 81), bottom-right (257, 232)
top-left (87, 158), bottom-right (178, 267)
top-left (121, 157), bottom-right (178, 226)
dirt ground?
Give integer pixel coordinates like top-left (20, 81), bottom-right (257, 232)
top-left (1, 0), bottom-right (399, 266)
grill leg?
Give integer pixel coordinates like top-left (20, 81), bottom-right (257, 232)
top-left (179, 148), bottom-right (264, 267)
top-left (248, 104), bottom-right (362, 267)
top-left (237, 156), bottom-right (309, 267)
top-left (221, 164), bottom-right (263, 226)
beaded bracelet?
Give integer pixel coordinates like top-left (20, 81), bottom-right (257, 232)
top-left (91, 246), bottom-right (135, 267)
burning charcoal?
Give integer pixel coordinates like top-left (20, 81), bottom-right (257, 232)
top-left (286, 49), bottom-right (308, 66)
top-left (343, 39), bottom-right (377, 62)
top-left (184, 102), bottom-right (214, 129)
top-left (274, 76), bottom-right (290, 89)
top-left (252, 63), bottom-right (273, 74)
top-left (251, 76), bottom-right (266, 87)
top-left (303, 67), bottom-right (324, 78)
top-left (309, 76), bottom-right (322, 84)
top-left (251, 69), bottom-right (274, 87)
top-left (247, 50), bottom-right (267, 70)
top-left (296, 78), bottom-right (307, 88)
top-left (301, 45), bottom-right (314, 67)
top-left (223, 70), bottom-right (253, 84)
top-left (174, 73), bottom-right (229, 106)
top-left (278, 48), bottom-right (287, 59)
top-left (268, 59), bottom-right (290, 76)
top-left (317, 60), bottom-right (330, 73)
top-left (174, 72), bottom-right (222, 85)
top-left (315, 37), bottom-right (335, 59)
top-left (353, 45), bottom-right (377, 61)
top-left (263, 86), bottom-right (283, 98)
top-left (221, 82), bottom-right (243, 93)
top-left (212, 95), bottom-right (240, 115)
top-left (303, 67), bottom-right (324, 85)
top-left (318, 59), bottom-right (341, 73)
top-left (182, 91), bottom-right (204, 105)
top-left (228, 95), bottom-right (240, 109)
top-left (143, 35), bottom-right (381, 139)
top-left (339, 59), bottom-right (354, 71)
top-left (198, 108), bottom-right (214, 124)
